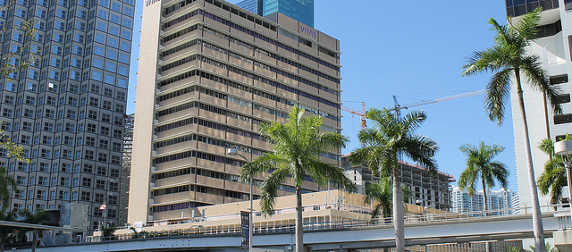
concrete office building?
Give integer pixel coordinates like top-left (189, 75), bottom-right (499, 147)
top-left (129, 0), bottom-right (341, 224)
top-left (504, 0), bottom-right (572, 210)
top-left (0, 0), bottom-right (134, 231)
top-left (235, 0), bottom-right (314, 28)
top-left (451, 187), bottom-right (517, 216)
top-left (341, 156), bottom-right (455, 211)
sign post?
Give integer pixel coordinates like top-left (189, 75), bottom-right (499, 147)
top-left (240, 211), bottom-right (249, 249)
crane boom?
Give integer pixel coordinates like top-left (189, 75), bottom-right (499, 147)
top-left (341, 102), bottom-right (367, 130)
top-left (389, 90), bottom-right (485, 113)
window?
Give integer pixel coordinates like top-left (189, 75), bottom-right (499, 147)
top-left (82, 178), bottom-right (92, 187)
top-left (550, 75), bottom-right (568, 85)
top-left (556, 94), bottom-right (571, 104)
top-left (554, 114), bottom-right (572, 125)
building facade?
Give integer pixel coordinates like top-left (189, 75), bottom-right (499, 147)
top-left (129, 0), bottom-right (341, 224)
top-left (504, 0), bottom-right (572, 209)
top-left (118, 113), bottom-right (133, 226)
top-left (0, 0), bottom-right (134, 231)
top-left (341, 156), bottom-right (455, 211)
top-left (451, 187), bottom-right (517, 216)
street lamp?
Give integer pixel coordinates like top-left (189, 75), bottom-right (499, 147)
top-left (554, 140), bottom-right (572, 221)
top-left (228, 148), bottom-right (253, 252)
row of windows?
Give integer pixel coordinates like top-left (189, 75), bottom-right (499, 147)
top-left (159, 54), bottom-right (199, 72)
top-left (153, 184), bottom-right (249, 200)
top-left (154, 133), bottom-right (265, 156)
top-left (151, 201), bottom-right (207, 213)
top-left (159, 39), bottom-right (200, 58)
top-left (154, 117), bottom-right (266, 142)
top-left (153, 148), bottom-right (245, 166)
top-left (160, 24), bottom-right (200, 44)
top-left (159, 68), bottom-right (339, 110)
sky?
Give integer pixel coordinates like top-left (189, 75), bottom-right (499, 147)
top-left (127, 1), bottom-right (518, 191)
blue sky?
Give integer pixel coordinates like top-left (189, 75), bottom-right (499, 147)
top-left (128, 1), bottom-right (518, 191)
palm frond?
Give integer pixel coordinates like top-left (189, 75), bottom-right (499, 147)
top-left (485, 68), bottom-right (512, 125)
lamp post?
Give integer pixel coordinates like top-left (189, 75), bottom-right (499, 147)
top-left (554, 140), bottom-right (572, 221)
top-left (228, 148), bottom-right (252, 252)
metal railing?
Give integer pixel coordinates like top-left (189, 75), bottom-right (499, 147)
top-left (87, 203), bottom-right (572, 244)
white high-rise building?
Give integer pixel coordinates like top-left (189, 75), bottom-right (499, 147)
top-left (505, 0), bottom-right (572, 210)
top-left (451, 187), bottom-right (517, 216)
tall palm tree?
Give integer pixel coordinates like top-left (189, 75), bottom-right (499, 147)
top-left (19, 208), bottom-right (51, 252)
top-left (348, 108), bottom-right (437, 252)
top-left (537, 134), bottom-right (572, 206)
top-left (0, 166), bottom-right (16, 212)
top-left (461, 8), bottom-right (562, 252)
top-left (241, 106), bottom-right (356, 252)
top-left (364, 176), bottom-right (411, 220)
top-left (458, 141), bottom-right (509, 213)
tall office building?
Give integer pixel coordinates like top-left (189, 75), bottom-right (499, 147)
top-left (504, 0), bottom-right (572, 210)
top-left (129, 0), bottom-right (341, 224)
top-left (0, 0), bottom-right (135, 231)
top-left (451, 187), bottom-right (517, 216)
top-left (341, 156), bottom-right (454, 210)
top-left (235, 0), bottom-right (313, 28)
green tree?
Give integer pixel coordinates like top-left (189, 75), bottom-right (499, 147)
top-left (0, 211), bottom-right (17, 252)
top-left (537, 134), bottom-right (572, 206)
top-left (348, 109), bottom-right (437, 252)
top-left (458, 141), bottom-right (508, 212)
top-left (461, 8), bottom-right (562, 252)
top-left (364, 177), bottom-right (411, 220)
top-left (100, 223), bottom-right (117, 240)
top-left (241, 106), bottom-right (356, 252)
top-left (19, 208), bottom-right (51, 252)
top-left (0, 126), bottom-right (29, 212)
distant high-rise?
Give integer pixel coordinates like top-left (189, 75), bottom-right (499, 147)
top-left (235, 0), bottom-right (314, 27)
top-left (0, 0), bottom-right (135, 231)
top-left (451, 187), bottom-right (517, 216)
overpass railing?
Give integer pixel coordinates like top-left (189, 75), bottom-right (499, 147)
top-left (87, 203), bottom-right (572, 243)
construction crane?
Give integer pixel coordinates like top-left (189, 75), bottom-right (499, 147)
top-left (341, 102), bottom-right (367, 130)
top-left (390, 90), bottom-right (486, 118)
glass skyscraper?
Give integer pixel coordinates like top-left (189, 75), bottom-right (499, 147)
top-left (235, 0), bottom-right (314, 27)
top-left (262, 0), bottom-right (314, 27)
top-left (0, 0), bottom-right (134, 231)
top-left (235, 0), bottom-right (260, 14)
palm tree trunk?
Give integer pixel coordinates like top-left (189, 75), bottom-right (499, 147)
top-left (516, 73), bottom-right (546, 252)
top-left (393, 166), bottom-right (405, 252)
top-left (295, 186), bottom-right (304, 252)
top-left (32, 230), bottom-right (36, 252)
top-left (481, 179), bottom-right (488, 214)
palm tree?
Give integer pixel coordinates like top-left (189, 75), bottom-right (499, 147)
top-left (537, 134), bottom-right (572, 206)
top-left (0, 211), bottom-right (17, 252)
top-left (0, 166), bottom-right (16, 212)
top-left (19, 208), bottom-right (51, 252)
top-left (241, 106), bottom-right (357, 252)
top-left (348, 108), bottom-right (437, 252)
top-left (461, 8), bottom-right (562, 252)
top-left (100, 223), bottom-right (117, 240)
top-left (364, 177), bottom-right (411, 221)
top-left (458, 141), bottom-right (509, 213)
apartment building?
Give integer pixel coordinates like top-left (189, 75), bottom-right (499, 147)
top-left (0, 0), bottom-right (134, 231)
top-left (341, 156), bottom-right (455, 211)
top-left (451, 187), bottom-right (517, 216)
top-left (128, 0), bottom-right (342, 224)
top-left (504, 0), bottom-right (572, 209)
